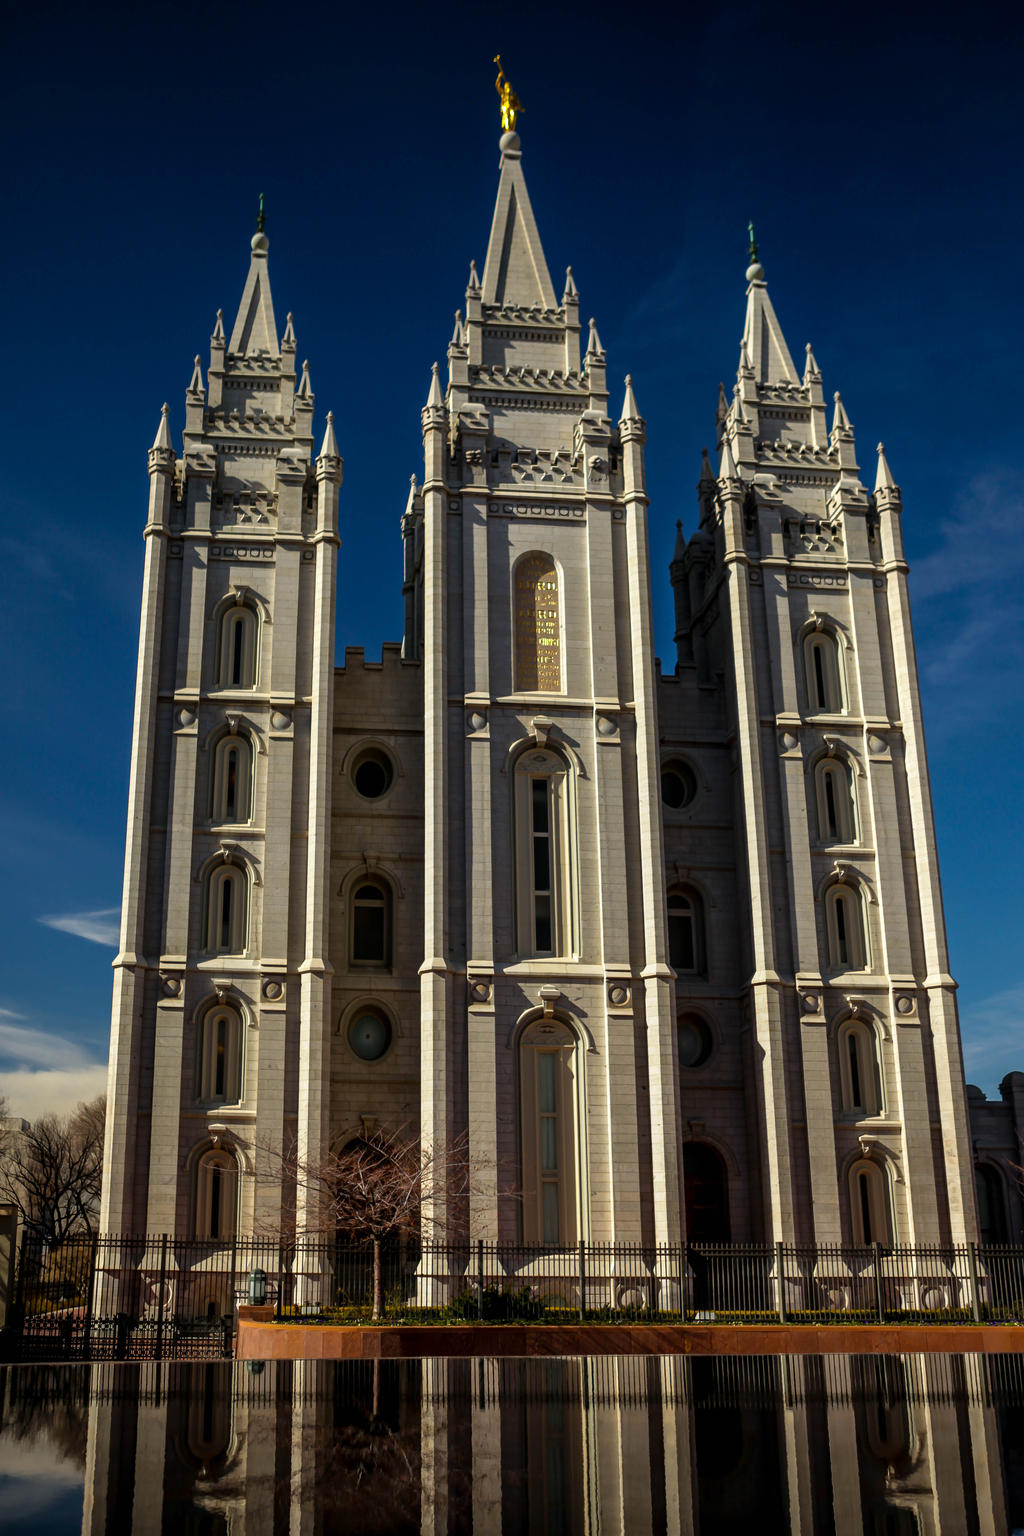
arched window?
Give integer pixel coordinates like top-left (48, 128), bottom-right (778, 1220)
top-left (350, 879), bottom-right (393, 968)
top-left (825, 882), bottom-right (867, 970)
top-left (815, 757), bottom-right (856, 844)
top-left (667, 886), bottom-right (705, 975)
top-left (849, 1158), bottom-right (892, 1246)
top-left (514, 748), bottom-right (575, 958)
top-left (217, 602), bottom-right (258, 689)
top-left (211, 733), bottom-right (253, 824)
top-left (976, 1164), bottom-right (1009, 1245)
top-left (194, 1148), bottom-right (238, 1240)
top-left (683, 1142), bottom-right (730, 1243)
top-left (204, 863), bottom-right (248, 955)
top-left (803, 627), bottom-right (844, 713)
top-left (197, 1005), bottom-right (243, 1104)
top-left (838, 1020), bottom-right (882, 1116)
top-left (514, 553), bottom-right (562, 693)
top-left (520, 1019), bottom-right (579, 1245)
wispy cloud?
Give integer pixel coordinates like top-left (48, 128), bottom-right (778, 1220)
top-left (0, 1021), bottom-right (92, 1071)
top-left (0, 1016), bottom-right (107, 1120)
top-left (912, 472), bottom-right (1024, 601)
top-left (959, 984), bottom-right (1024, 1095)
top-left (38, 907), bottom-right (120, 946)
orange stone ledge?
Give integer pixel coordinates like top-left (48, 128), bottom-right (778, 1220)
top-left (235, 1316), bottom-right (1024, 1361)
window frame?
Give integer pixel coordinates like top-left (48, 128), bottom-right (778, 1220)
top-left (848, 1157), bottom-right (893, 1246)
top-left (802, 627), bottom-right (845, 715)
top-left (210, 732), bottom-right (254, 826)
top-left (349, 877), bottom-right (394, 970)
top-left (204, 862), bottom-right (249, 956)
top-left (216, 602), bottom-right (259, 691)
top-left (519, 1019), bottom-right (580, 1246)
top-left (193, 1147), bottom-right (239, 1241)
top-left (513, 748), bottom-right (576, 960)
top-left (824, 881), bottom-right (867, 971)
top-left (667, 884), bottom-right (705, 976)
top-left (837, 1019), bottom-right (883, 1117)
top-left (197, 1003), bottom-right (243, 1106)
top-left (512, 551), bottom-right (564, 695)
top-left (814, 756), bottom-right (856, 845)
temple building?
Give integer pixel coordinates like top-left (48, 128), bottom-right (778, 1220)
top-left (101, 92), bottom-right (996, 1251)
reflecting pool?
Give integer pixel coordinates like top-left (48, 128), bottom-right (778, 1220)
top-left (2, 1354), bottom-right (1023, 1533)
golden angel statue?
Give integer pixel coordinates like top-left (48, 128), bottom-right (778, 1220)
top-left (493, 55), bottom-right (522, 132)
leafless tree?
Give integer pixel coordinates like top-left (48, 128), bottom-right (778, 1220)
top-left (0, 1095), bottom-right (106, 1245)
top-left (257, 1126), bottom-right (500, 1320)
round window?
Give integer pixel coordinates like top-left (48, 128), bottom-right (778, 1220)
top-left (352, 749), bottom-right (394, 799)
top-left (348, 1010), bottom-right (392, 1062)
top-left (661, 760), bottom-right (697, 810)
top-left (677, 1014), bottom-right (712, 1069)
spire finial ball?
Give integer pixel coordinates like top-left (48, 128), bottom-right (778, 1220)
top-left (877, 442), bottom-right (885, 453)
top-left (251, 230), bottom-right (269, 254)
top-left (746, 259), bottom-right (765, 282)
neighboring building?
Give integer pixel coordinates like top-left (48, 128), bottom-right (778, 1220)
top-left (100, 114), bottom-right (987, 1250)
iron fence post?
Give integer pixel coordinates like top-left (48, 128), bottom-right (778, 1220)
top-left (967, 1240), bottom-right (982, 1322)
top-left (476, 1238), bottom-right (484, 1320)
top-left (276, 1237), bottom-right (284, 1320)
top-left (776, 1242), bottom-right (787, 1323)
top-left (82, 1232), bottom-right (99, 1357)
top-left (154, 1233), bottom-right (168, 1361)
top-left (579, 1238), bottom-right (586, 1321)
top-left (872, 1242), bottom-right (885, 1323)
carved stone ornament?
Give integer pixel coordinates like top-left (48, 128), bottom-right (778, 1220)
top-left (801, 992), bottom-right (819, 1013)
top-left (779, 730), bottom-right (798, 753)
top-left (867, 733), bottom-right (887, 755)
top-left (587, 456), bottom-right (608, 479)
top-left (270, 709), bottom-right (292, 730)
top-left (177, 706), bottom-right (196, 728)
top-left (607, 983), bottom-right (629, 1007)
top-left (895, 994), bottom-right (915, 1016)
top-left (596, 715), bottom-right (617, 737)
top-left (530, 716), bottom-right (554, 747)
top-left (226, 713), bottom-right (241, 736)
top-left (213, 981), bottom-right (232, 1002)
top-left (858, 1134), bottom-right (880, 1161)
top-left (539, 985), bottom-right (561, 1018)
top-left (161, 974), bottom-right (181, 997)
top-left (833, 861), bottom-right (850, 885)
top-left (468, 978), bottom-right (492, 1005)
top-left (467, 710), bottom-right (487, 733)
top-left (262, 978), bottom-right (284, 1001)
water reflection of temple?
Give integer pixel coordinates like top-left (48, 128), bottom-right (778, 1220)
top-left (74, 1354), bottom-right (1022, 1533)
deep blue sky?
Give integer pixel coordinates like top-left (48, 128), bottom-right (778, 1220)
top-left (2, 0), bottom-right (1022, 1116)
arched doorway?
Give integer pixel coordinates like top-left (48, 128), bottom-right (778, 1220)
top-left (683, 1142), bottom-right (731, 1243)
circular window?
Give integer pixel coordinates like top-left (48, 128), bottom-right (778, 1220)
top-left (348, 1009), bottom-right (392, 1062)
top-left (661, 760), bottom-right (697, 810)
top-left (352, 748), bottom-right (394, 799)
top-left (677, 1014), bottom-right (712, 1069)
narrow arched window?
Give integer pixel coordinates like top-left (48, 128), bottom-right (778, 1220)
top-left (838, 1020), bottom-right (882, 1116)
top-left (218, 603), bottom-right (258, 689)
top-left (849, 1158), bottom-right (892, 1246)
top-left (211, 733), bottom-right (253, 824)
top-left (520, 1019), bottom-right (579, 1245)
top-left (514, 749), bottom-right (575, 958)
top-left (825, 882), bottom-right (867, 970)
top-left (803, 628), bottom-right (844, 713)
top-left (514, 553), bottom-right (562, 693)
top-left (194, 1148), bottom-right (238, 1240)
top-left (815, 757), bottom-right (856, 844)
top-left (668, 886), bottom-right (705, 975)
top-left (976, 1164), bottom-right (1009, 1245)
top-left (205, 863), bottom-right (248, 955)
top-left (198, 1005), bottom-right (243, 1104)
top-left (350, 879), bottom-right (393, 968)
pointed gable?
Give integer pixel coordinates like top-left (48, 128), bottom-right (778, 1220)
top-left (480, 139), bottom-right (557, 309)
top-left (228, 232), bottom-right (279, 357)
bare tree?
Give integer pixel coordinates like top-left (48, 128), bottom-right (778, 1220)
top-left (0, 1095), bottom-right (106, 1245)
top-left (257, 1126), bottom-right (495, 1320)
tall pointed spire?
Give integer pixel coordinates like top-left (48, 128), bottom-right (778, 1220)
top-left (426, 361), bottom-right (444, 409)
top-left (152, 403), bottom-right (173, 451)
top-left (318, 410), bottom-right (339, 459)
top-left (188, 355), bottom-right (204, 394)
top-left (740, 228), bottom-right (799, 385)
top-left (297, 359), bottom-right (313, 399)
top-left (620, 374), bottom-right (641, 421)
top-left (480, 102), bottom-right (557, 309)
top-left (586, 317), bottom-right (604, 357)
top-left (719, 432), bottom-right (738, 480)
top-left (832, 391), bottom-right (851, 432)
top-left (227, 210), bottom-right (279, 358)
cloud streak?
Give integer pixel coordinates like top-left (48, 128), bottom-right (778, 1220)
top-left (959, 983), bottom-right (1024, 1095)
top-left (0, 1021), bottom-right (93, 1071)
top-left (38, 907), bottom-right (121, 946)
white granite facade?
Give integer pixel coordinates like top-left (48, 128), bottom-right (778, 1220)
top-left (101, 130), bottom-right (982, 1248)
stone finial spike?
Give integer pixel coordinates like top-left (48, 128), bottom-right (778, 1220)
top-left (621, 374), bottom-right (641, 420)
top-left (804, 341), bottom-right (820, 379)
top-left (318, 410), bottom-right (339, 459)
top-left (450, 310), bottom-right (464, 346)
top-left (875, 442), bottom-right (897, 491)
top-left (426, 361), bottom-right (444, 408)
top-left (283, 312), bottom-right (296, 346)
top-left (699, 445), bottom-right (716, 483)
top-left (586, 317), bottom-right (603, 356)
top-left (738, 338), bottom-right (752, 375)
top-left (716, 381), bottom-right (729, 423)
top-left (719, 433), bottom-right (738, 479)
top-left (297, 359), bottom-right (313, 399)
top-left (467, 259), bottom-right (480, 292)
top-left (563, 265), bottom-right (578, 298)
top-left (152, 403), bottom-right (172, 451)
top-left (832, 391), bottom-right (851, 432)
top-left (188, 354), bottom-right (203, 394)
top-left (672, 518), bottom-right (687, 562)
top-left (404, 473), bottom-right (418, 516)
top-left (212, 308), bottom-right (225, 343)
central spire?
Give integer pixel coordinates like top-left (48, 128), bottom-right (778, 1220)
top-left (480, 86), bottom-right (556, 310)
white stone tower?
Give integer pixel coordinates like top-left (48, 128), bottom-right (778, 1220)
top-left (101, 215), bottom-right (341, 1236)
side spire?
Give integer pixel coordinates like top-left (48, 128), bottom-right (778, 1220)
top-left (740, 227), bottom-right (799, 385)
top-left (227, 213), bottom-right (279, 358)
top-left (297, 359), bottom-right (313, 399)
top-left (188, 355), bottom-right (204, 394)
top-left (318, 410), bottom-right (339, 459)
top-left (620, 374), bottom-right (641, 421)
top-left (152, 402), bottom-right (173, 451)
top-left (875, 441), bottom-right (897, 491)
top-left (426, 361), bottom-right (444, 408)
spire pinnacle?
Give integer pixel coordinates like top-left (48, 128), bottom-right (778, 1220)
top-left (672, 518), bottom-right (687, 563)
top-left (467, 259), bottom-right (480, 293)
top-left (621, 374), bottom-right (641, 420)
top-left (803, 342), bottom-right (820, 380)
top-left (256, 191), bottom-right (266, 234)
top-left (563, 265), bottom-right (578, 299)
top-left (297, 359), bottom-right (313, 399)
top-left (318, 410), bottom-right (339, 459)
top-left (282, 312), bottom-right (296, 346)
top-left (450, 310), bottom-right (465, 347)
top-left (152, 403), bottom-right (172, 451)
top-left (229, 219), bottom-right (278, 356)
top-left (719, 432), bottom-right (738, 480)
top-left (212, 308), bottom-right (225, 344)
top-left (746, 219), bottom-right (765, 283)
top-left (480, 94), bottom-right (556, 307)
top-left (586, 317), bottom-right (603, 356)
top-left (188, 355), bottom-right (203, 394)
top-left (426, 361), bottom-right (444, 408)
top-left (874, 442), bottom-right (897, 491)
top-left (832, 391), bottom-right (851, 432)
top-left (405, 473), bottom-right (418, 517)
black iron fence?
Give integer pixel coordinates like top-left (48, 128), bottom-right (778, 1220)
top-left (4, 1233), bottom-right (1024, 1360)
